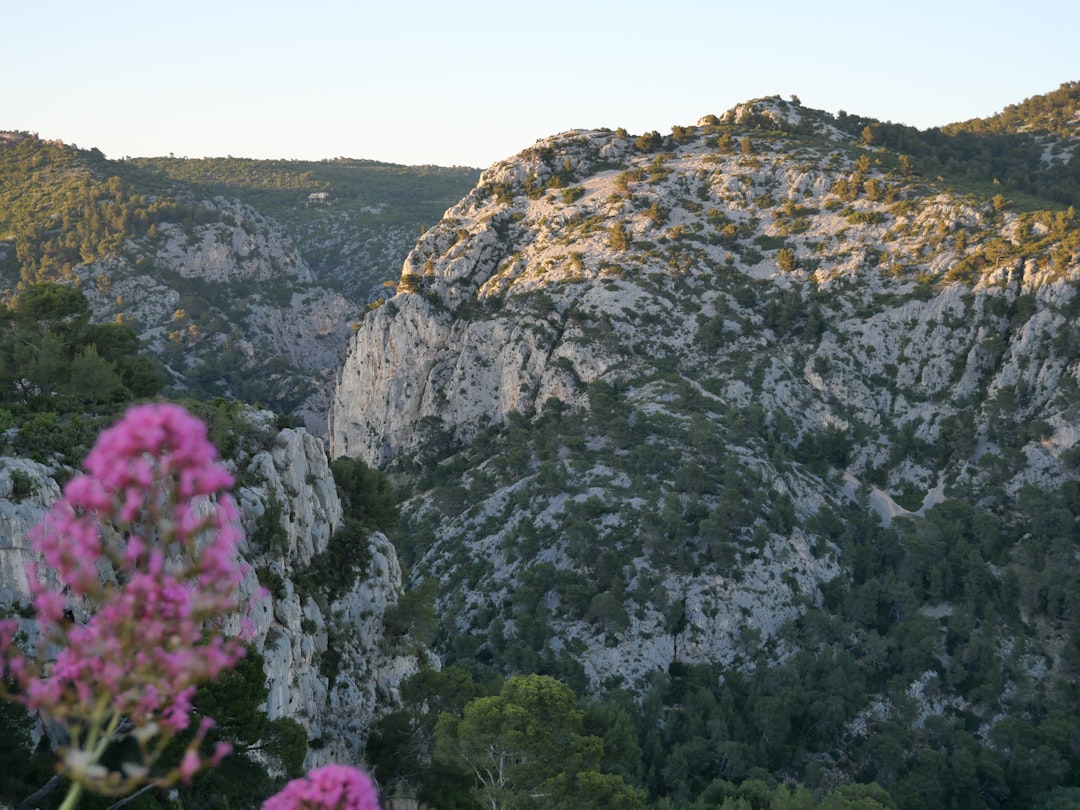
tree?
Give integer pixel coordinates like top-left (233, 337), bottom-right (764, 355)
top-left (777, 248), bottom-right (797, 272)
top-left (586, 591), bottom-right (630, 633)
top-left (382, 578), bottom-right (439, 649)
top-left (822, 782), bottom-right (897, 809)
top-left (434, 674), bottom-right (644, 810)
top-left (367, 665), bottom-right (486, 801)
top-left (540, 770), bottom-right (646, 810)
top-left (634, 131), bottom-right (663, 152)
top-left (609, 222), bottom-right (631, 251)
top-left (20, 332), bottom-right (67, 398)
top-left (671, 125), bottom-right (694, 144)
top-left (0, 696), bottom-right (51, 806)
top-left (0, 283), bottom-right (161, 406)
top-left (69, 344), bottom-right (123, 405)
top-left (13, 282), bottom-right (89, 335)
top-left (329, 456), bottom-right (400, 532)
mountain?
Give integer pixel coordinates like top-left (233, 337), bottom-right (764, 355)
top-left (0, 135), bottom-right (479, 431)
top-left (123, 156), bottom-right (483, 303)
top-left (3, 83), bottom-right (1080, 807)
top-left (329, 89), bottom-right (1080, 804)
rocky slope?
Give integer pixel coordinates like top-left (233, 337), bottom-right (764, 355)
top-left (67, 197), bottom-right (355, 433)
top-left (329, 95), bottom-right (1080, 689)
top-left (0, 139), bottom-right (479, 435)
top-left (0, 412), bottom-right (416, 770)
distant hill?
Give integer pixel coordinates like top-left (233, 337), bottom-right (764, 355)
top-left (0, 135), bottom-right (479, 428)
top-left (125, 156), bottom-right (481, 301)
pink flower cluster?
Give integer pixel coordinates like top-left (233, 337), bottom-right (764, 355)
top-left (263, 765), bottom-right (381, 810)
top-left (0, 403), bottom-right (250, 796)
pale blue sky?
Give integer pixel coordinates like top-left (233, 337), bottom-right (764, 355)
top-left (8, 0), bottom-right (1077, 169)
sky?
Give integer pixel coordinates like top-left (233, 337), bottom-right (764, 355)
top-left (8, 0), bottom-right (1078, 170)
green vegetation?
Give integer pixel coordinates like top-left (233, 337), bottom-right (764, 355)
top-left (0, 133), bottom-right (220, 287)
top-left (370, 669), bottom-right (647, 809)
top-left (435, 674), bottom-right (647, 810)
top-left (0, 283), bottom-right (163, 461)
top-left (837, 81), bottom-right (1080, 208)
top-left (126, 155), bottom-right (479, 228)
top-left (5, 81), bottom-right (1080, 810)
top-left (380, 465), bottom-right (1080, 808)
top-left (0, 644), bottom-right (307, 810)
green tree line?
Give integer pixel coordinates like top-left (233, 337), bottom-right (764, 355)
top-left (836, 81), bottom-right (1080, 207)
top-left (0, 134), bottom-right (217, 285)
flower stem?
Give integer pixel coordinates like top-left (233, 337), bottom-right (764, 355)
top-left (57, 780), bottom-right (83, 810)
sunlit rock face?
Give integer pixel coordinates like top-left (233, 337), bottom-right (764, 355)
top-left (328, 97), bottom-right (1080, 687)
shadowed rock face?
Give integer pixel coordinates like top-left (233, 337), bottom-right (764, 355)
top-left (327, 97), bottom-right (1080, 687)
top-left (70, 198), bottom-right (356, 435)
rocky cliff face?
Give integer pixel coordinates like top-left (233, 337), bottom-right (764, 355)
top-left (0, 459), bottom-right (62, 608)
top-left (234, 420), bottom-right (419, 768)
top-left (72, 198), bottom-right (355, 434)
top-left (0, 414), bottom-right (415, 769)
top-left (328, 96), bottom-right (1080, 688)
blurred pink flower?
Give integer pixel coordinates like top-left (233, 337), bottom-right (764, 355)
top-left (263, 765), bottom-right (381, 810)
top-left (0, 403), bottom-right (251, 797)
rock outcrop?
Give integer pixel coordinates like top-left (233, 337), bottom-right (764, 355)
top-left (74, 199), bottom-right (356, 434)
top-left (235, 422), bottom-right (419, 768)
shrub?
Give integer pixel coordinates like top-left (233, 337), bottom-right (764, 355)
top-left (9, 469), bottom-right (37, 501)
top-left (777, 248), bottom-right (797, 272)
top-left (634, 131), bottom-right (663, 152)
top-left (561, 186), bottom-right (585, 204)
top-left (609, 222), bottom-right (631, 251)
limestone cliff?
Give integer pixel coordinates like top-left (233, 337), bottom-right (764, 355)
top-left (73, 198), bottom-right (355, 434)
top-left (328, 96), bottom-right (1080, 688)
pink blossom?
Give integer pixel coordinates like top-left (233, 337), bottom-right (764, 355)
top-left (0, 403), bottom-right (251, 797)
top-left (211, 741), bottom-right (233, 765)
top-left (263, 765), bottom-right (381, 810)
top-left (179, 750), bottom-right (201, 783)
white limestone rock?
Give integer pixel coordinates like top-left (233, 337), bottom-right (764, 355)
top-left (326, 107), bottom-right (1080, 689)
top-left (0, 459), bottom-right (61, 606)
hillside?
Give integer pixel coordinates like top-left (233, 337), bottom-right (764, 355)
top-left (865, 80), bottom-right (1080, 207)
top-left (0, 134), bottom-right (479, 430)
top-left (329, 91), bottom-right (1080, 806)
top-left (124, 156), bottom-right (481, 302)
